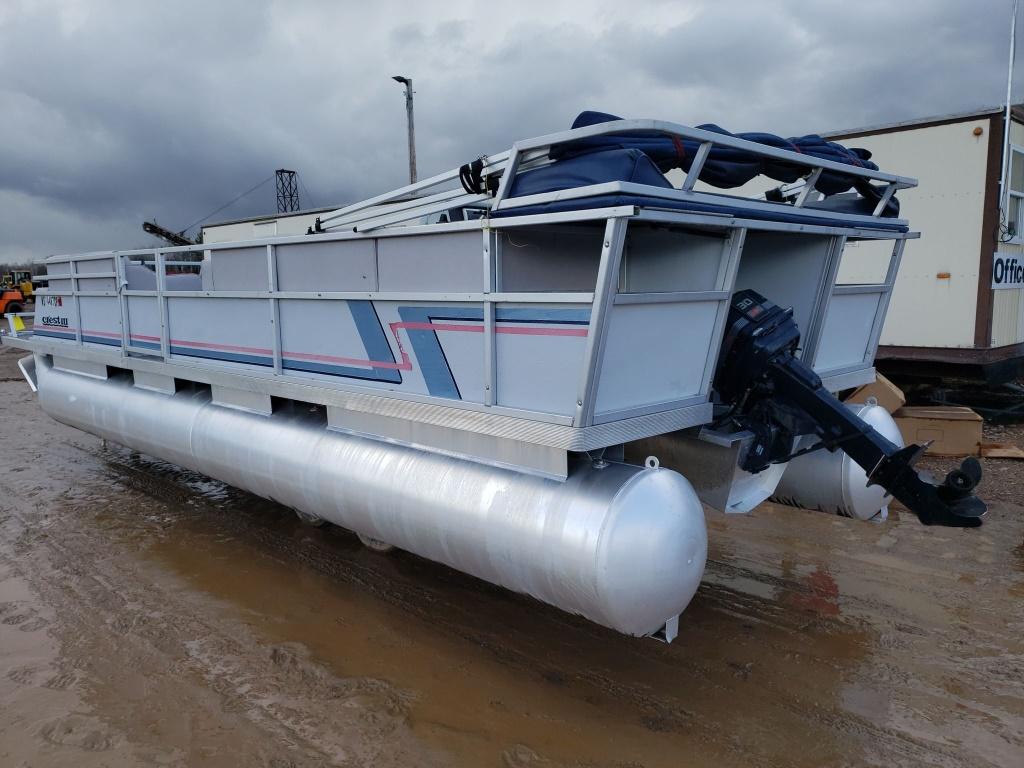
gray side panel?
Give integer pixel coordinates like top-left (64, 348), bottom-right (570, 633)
top-left (595, 301), bottom-right (717, 415)
top-left (495, 309), bottom-right (589, 417)
top-left (814, 292), bottom-right (882, 371)
top-left (377, 231), bottom-right (482, 292)
top-left (78, 276), bottom-right (116, 290)
top-left (733, 232), bottom-right (834, 358)
top-left (499, 226), bottom-right (603, 291)
top-left (208, 247), bottom-right (269, 291)
top-left (167, 297), bottom-right (273, 365)
top-left (124, 264), bottom-right (158, 290)
top-left (276, 240), bottom-right (378, 291)
top-left (126, 296), bottom-right (160, 345)
top-left (79, 296), bottom-right (122, 346)
top-left (76, 257), bottom-right (115, 274)
top-left (620, 227), bottom-right (725, 293)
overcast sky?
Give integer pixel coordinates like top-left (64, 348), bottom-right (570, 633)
top-left (0, 0), bottom-right (1016, 262)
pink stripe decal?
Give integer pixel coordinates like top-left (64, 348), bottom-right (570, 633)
top-left (34, 326), bottom-right (120, 340)
top-left (391, 320), bottom-right (587, 337)
top-left (396, 321), bottom-right (482, 333)
top-left (496, 325), bottom-right (587, 337)
top-left (282, 349), bottom-right (412, 370)
top-left (38, 319), bottom-right (588, 372)
top-left (171, 338), bottom-right (273, 355)
top-left (277, 320), bottom-right (587, 371)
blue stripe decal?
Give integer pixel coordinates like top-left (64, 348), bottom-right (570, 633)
top-left (396, 307), bottom-right (463, 399)
top-left (35, 330), bottom-right (136, 347)
top-left (33, 329), bottom-right (76, 341)
top-left (166, 302), bottom-right (405, 384)
top-left (83, 335), bottom-right (122, 347)
top-left (396, 305), bottom-right (592, 400)
top-left (495, 307), bottom-right (591, 323)
top-left (347, 300), bottom-right (402, 384)
top-left (282, 358), bottom-right (398, 381)
top-left (170, 346), bottom-right (273, 367)
top-left (161, 349), bottom-right (393, 380)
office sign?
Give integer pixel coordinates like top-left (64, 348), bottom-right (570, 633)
top-left (992, 251), bottom-right (1024, 289)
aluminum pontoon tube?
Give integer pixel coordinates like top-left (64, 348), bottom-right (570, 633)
top-left (772, 402), bottom-right (905, 521)
top-left (34, 357), bottom-right (708, 637)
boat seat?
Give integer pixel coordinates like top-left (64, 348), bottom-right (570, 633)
top-left (496, 147), bottom-right (907, 232)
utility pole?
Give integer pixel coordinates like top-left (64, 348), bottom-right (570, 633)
top-left (1000, 0), bottom-right (1018, 217)
top-left (392, 75), bottom-right (417, 184)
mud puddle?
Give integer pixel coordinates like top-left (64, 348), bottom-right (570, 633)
top-left (1, 345), bottom-right (1023, 766)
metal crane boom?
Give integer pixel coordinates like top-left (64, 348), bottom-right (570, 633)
top-left (142, 221), bottom-right (194, 247)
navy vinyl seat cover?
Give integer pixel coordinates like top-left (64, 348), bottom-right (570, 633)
top-left (500, 146), bottom-right (906, 232)
top-left (495, 111), bottom-right (905, 232)
top-left (511, 148), bottom-right (674, 196)
top-left (552, 111), bottom-right (885, 195)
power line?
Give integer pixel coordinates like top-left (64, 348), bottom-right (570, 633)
top-left (297, 172), bottom-right (316, 209)
top-left (180, 175), bottom-right (274, 235)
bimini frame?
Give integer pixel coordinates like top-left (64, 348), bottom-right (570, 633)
top-left (312, 118), bottom-right (916, 234)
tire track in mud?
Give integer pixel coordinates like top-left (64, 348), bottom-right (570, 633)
top-left (0, 417), bottom-right (448, 766)
top-left (0, 502), bottom-right (446, 767)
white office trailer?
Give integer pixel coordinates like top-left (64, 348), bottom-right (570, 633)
top-left (201, 207), bottom-right (337, 244)
top-left (823, 106), bottom-right (1022, 382)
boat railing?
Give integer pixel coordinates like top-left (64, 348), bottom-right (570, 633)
top-left (16, 233), bottom-right (610, 430)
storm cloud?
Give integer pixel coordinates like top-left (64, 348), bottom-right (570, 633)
top-left (0, 0), bottom-right (1015, 261)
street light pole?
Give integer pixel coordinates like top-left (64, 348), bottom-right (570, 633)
top-left (392, 75), bottom-right (417, 184)
top-left (1000, 0), bottom-right (1019, 221)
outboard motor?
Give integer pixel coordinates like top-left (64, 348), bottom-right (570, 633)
top-left (712, 290), bottom-right (986, 527)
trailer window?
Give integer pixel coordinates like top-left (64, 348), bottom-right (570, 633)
top-left (1009, 145), bottom-right (1024, 240)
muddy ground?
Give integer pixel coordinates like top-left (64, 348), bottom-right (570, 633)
top-left (0, 343), bottom-right (1022, 768)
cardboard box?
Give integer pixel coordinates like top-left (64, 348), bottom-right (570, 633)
top-left (980, 442), bottom-right (1024, 460)
top-left (845, 373), bottom-right (906, 414)
top-left (893, 406), bottom-right (983, 457)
